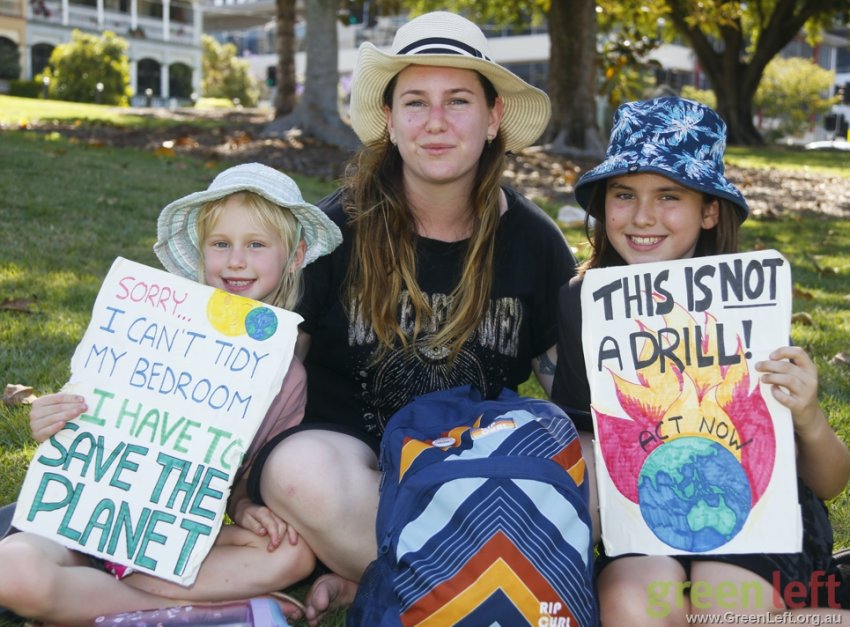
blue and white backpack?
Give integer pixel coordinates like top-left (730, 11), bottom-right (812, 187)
top-left (348, 385), bottom-right (598, 627)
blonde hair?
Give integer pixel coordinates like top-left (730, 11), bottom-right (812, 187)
top-left (344, 71), bottom-right (504, 362)
top-left (579, 181), bottom-right (741, 276)
top-left (196, 191), bottom-right (304, 309)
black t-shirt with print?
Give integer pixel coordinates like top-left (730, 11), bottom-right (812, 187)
top-left (296, 186), bottom-right (576, 442)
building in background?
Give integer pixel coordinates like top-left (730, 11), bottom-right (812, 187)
top-left (3, 0), bottom-right (848, 140)
top-left (0, 0), bottom-right (26, 86)
top-left (4, 0), bottom-right (203, 103)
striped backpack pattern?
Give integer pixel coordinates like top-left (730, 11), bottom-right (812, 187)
top-left (348, 385), bottom-right (598, 627)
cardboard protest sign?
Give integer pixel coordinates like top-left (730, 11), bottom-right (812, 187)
top-left (581, 250), bottom-right (801, 556)
top-left (14, 257), bottom-right (301, 585)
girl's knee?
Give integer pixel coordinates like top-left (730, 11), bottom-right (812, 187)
top-left (259, 437), bottom-right (329, 506)
top-left (599, 577), bottom-right (687, 624)
top-left (597, 556), bottom-right (689, 625)
top-left (0, 540), bottom-right (60, 614)
top-left (259, 432), bottom-right (375, 518)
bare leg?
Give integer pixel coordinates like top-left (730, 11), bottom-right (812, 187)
top-left (303, 573), bottom-right (359, 626)
top-left (579, 430), bottom-right (600, 544)
top-left (0, 532), bottom-right (182, 627)
top-left (691, 561), bottom-right (850, 620)
top-left (124, 524), bottom-right (315, 602)
top-left (597, 555), bottom-right (689, 626)
top-left (259, 430), bottom-right (380, 623)
top-left (259, 430), bottom-right (380, 580)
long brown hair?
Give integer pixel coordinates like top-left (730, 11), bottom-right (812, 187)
top-left (578, 180), bottom-right (741, 275)
top-left (343, 71), bottom-right (504, 361)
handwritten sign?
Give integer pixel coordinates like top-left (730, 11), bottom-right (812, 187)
top-left (14, 257), bottom-right (301, 584)
top-left (582, 250), bottom-right (801, 556)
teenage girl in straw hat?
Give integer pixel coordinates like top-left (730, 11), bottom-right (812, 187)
top-left (0, 163), bottom-right (341, 625)
top-left (246, 11), bottom-right (578, 623)
top-left (551, 96), bottom-right (850, 623)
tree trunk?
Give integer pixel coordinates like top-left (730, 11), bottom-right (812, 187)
top-left (273, 0), bottom-right (296, 117)
top-left (546, 0), bottom-right (605, 159)
top-left (665, 0), bottom-right (839, 145)
top-left (263, 0), bottom-right (359, 150)
top-left (709, 71), bottom-right (764, 146)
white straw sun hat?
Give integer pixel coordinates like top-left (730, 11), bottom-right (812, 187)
top-left (349, 11), bottom-right (551, 154)
top-left (154, 163), bottom-right (342, 279)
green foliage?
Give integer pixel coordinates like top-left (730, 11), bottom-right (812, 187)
top-left (405, 0), bottom-right (547, 29)
top-left (201, 35), bottom-right (260, 108)
top-left (596, 0), bottom-right (670, 106)
top-left (37, 30), bottom-right (131, 106)
top-left (682, 57), bottom-right (840, 142)
top-left (598, 50), bottom-right (657, 109)
top-left (8, 80), bottom-right (40, 99)
top-left (680, 85), bottom-right (717, 108)
top-left (754, 57), bottom-right (840, 140)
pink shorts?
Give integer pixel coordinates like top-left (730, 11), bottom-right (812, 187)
top-left (102, 560), bottom-right (134, 580)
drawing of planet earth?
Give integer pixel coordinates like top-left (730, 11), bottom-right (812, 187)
top-left (245, 306), bottom-right (278, 341)
top-left (638, 436), bottom-right (752, 552)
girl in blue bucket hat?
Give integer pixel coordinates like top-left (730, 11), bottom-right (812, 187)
top-left (551, 96), bottom-right (850, 622)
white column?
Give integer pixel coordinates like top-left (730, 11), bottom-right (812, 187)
top-left (61, 0), bottom-right (68, 25)
top-left (192, 49), bottom-right (200, 97)
top-left (97, 0), bottom-right (103, 28)
top-left (192, 0), bottom-right (200, 45)
top-left (129, 57), bottom-right (137, 98)
top-left (23, 42), bottom-right (31, 80)
top-left (162, 0), bottom-right (169, 41)
top-left (130, 0), bottom-right (137, 29)
top-left (161, 60), bottom-right (169, 98)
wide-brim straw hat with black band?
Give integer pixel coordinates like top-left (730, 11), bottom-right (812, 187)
top-left (154, 162), bottom-right (342, 279)
top-left (348, 11), bottom-right (551, 154)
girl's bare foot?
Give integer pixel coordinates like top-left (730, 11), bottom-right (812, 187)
top-left (303, 573), bottom-right (358, 626)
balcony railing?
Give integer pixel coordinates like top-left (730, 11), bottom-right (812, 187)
top-left (0, 0), bottom-right (21, 17)
top-left (28, 0), bottom-right (196, 43)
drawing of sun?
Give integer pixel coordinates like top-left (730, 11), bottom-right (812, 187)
top-left (595, 302), bottom-right (775, 551)
top-left (206, 290), bottom-right (278, 340)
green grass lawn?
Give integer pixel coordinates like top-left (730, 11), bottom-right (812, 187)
top-left (1, 96), bottom-right (850, 624)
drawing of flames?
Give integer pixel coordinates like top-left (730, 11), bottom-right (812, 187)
top-left (595, 301), bottom-right (776, 551)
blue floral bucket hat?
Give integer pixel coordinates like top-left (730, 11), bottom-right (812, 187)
top-left (574, 96), bottom-right (749, 221)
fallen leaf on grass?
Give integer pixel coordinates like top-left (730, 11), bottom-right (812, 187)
top-left (0, 297), bottom-right (36, 313)
top-left (791, 312), bottom-right (814, 326)
top-left (792, 287), bottom-right (814, 300)
top-left (3, 384), bottom-right (37, 406)
top-left (830, 353), bottom-right (850, 369)
top-left (227, 131), bottom-right (253, 148)
top-left (174, 135), bottom-right (199, 148)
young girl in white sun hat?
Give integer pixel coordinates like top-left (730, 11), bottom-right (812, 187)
top-left (0, 163), bottom-right (341, 625)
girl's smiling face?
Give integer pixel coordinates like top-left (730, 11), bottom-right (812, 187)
top-left (604, 173), bottom-right (720, 265)
top-left (202, 195), bottom-right (289, 303)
